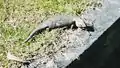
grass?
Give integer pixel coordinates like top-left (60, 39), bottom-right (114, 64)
top-left (0, 0), bottom-right (100, 67)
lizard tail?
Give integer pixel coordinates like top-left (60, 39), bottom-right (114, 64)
top-left (24, 26), bottom-right (48, 42)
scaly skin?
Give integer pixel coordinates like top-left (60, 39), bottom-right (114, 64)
top-left (24, 15), bottom-right (86, 42)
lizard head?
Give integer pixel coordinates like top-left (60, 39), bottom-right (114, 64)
top-left (73, 17), bottom-right (86, 28)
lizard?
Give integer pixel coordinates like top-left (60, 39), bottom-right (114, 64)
top-left (24, 15), bottom-right (88, 42)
